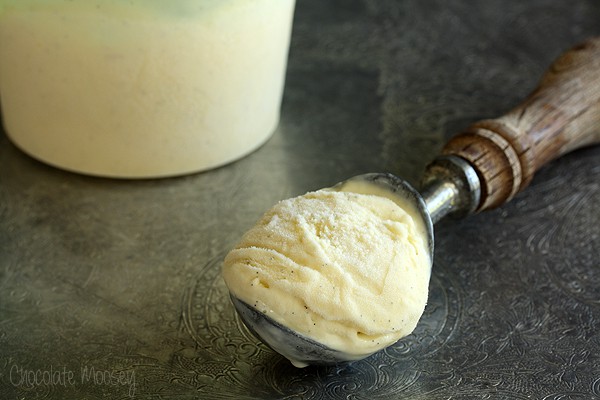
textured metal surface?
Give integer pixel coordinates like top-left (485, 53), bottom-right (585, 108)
top-left (1, 0), bottom-right (600, 398)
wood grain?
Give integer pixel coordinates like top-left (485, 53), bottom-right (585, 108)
top-left (442, 37), bottom-right (600, 211)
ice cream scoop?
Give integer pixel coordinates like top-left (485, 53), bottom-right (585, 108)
top-left (224, 37), bottom-right (600, 367)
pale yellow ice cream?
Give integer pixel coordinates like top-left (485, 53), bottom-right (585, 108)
top-left (223, 181), bottom-right (432, 363)
top-left (0, 0), bottom-right (295, 177)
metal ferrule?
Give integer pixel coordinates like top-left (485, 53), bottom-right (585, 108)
top-left (420, 155), bottom-right (481, 224)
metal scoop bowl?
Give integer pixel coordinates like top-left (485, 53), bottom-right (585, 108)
top-left (229, 159), bottom-right (475, 367)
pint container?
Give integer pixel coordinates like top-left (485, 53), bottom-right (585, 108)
top-left (0, 0), bottom-right (296, 177)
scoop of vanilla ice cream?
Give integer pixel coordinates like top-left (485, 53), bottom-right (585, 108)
top-left (222, 185), bottom-right (431, 359)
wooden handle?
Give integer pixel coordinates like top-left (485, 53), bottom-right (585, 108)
top-left (441, 37), bottom-right (600, 211)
